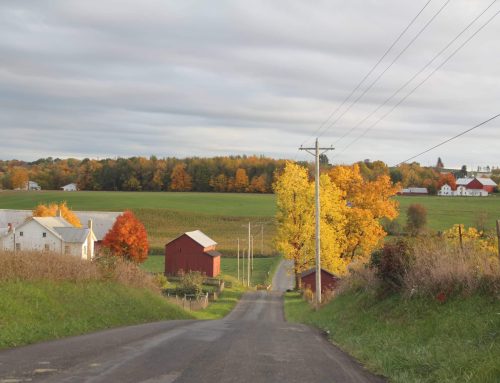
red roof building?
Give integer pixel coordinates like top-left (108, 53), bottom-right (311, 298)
top-left (300, 268), bottom-right (339, 293)
top-left (165, 230), bottom-right (221, 277)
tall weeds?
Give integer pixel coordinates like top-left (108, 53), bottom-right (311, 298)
top-left (0, 251), bottom-right (160, 293)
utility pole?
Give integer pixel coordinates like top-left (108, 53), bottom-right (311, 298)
top-left (237, 238), bottom-right (240, 281)
top-left (242, 249), bottom-right (245, 286)
top-left (248, 222), bottom-right (251, 287)
top-left (251, 235), bottom-right (254, 270)
top-left (299, 138), bottom-right (334, 309)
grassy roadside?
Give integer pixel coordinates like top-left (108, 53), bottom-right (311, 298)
top-left (285, 291), bottom-right (500, 383)
top-left (0, 280), bottom-right (193, 349)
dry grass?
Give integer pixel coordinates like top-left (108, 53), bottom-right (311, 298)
top-left (404, 239), bottom-right (500, 297)
top-left (0, 251), bottom-right (160, 293)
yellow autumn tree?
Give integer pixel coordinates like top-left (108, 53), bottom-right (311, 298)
top-left (328, 164), bottom-right (399, 262)
top-left (170, 163), bottom-right (192, 191)
top-left (33, 202), bottom-right (82, 227)
top-left (11, 167), bottom-right (29, 190)
top-left (274, 162), bottom-right (347, 286)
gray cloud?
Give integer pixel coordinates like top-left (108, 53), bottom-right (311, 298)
top-left (0, 0), bottom-right (499, 168)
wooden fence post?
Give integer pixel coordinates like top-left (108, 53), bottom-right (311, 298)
top-left (458, 224), bottom-right (464, 251)
top-left (496, 220), bottom-right (500, 258)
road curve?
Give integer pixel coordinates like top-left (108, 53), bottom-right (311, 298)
top-left (0, 261), bottom-right (385, 383)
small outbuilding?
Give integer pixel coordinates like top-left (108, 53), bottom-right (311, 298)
top-left (165, 230), bottom-right (221, 277)
top-left (61, 183), bottom-right (78, 192)
top-left (301, 268), bottom-right (339, 293)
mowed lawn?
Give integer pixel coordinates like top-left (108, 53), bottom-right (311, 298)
top-left (395, 195), bottom-right (500, 231)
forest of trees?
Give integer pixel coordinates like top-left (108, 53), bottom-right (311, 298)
top-left (0, 156), bottom-right (287, 193)
top-left (0, 156), bottom-right (497, 194)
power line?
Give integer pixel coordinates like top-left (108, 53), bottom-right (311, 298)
top-left (316, 0), bottom-right (451, 142)
top-left (394, 113), bottom-right (500, 166)
top-left (338, 7), bottom-right (500, 155)
top-left (330, 0), bottom-right (497, 152)
top-left (298, 0), bottom-right (434, 149)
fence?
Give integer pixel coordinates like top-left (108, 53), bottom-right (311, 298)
top-left (165, 292), bottom-right (209, 311)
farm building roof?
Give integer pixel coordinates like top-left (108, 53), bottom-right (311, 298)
top-left (456, 177), bottom-right (474, 185)
top-left (0, 209), bottom-right (120, 241)
top-left (300, 268), bottom-right (339, 279)
top-left (205, 250), bottom-right (222, 257)
top-left (476, 177), bottom-right (497, 186)
top-left (402, 187), bottom-right (428, 194)
top-left (185, 230), bottom-right (217, 248)
top-left (54, 227), bottom-right (91, 243)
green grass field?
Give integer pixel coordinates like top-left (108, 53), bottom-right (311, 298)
top-left (395, 195), bottom-right (500, 231)
top-left (285, 291), bottom-right (500, 383)
top-left (0, 190), bottom-right (276, 216)
top-left (0, 280), bottom-right (193, 349)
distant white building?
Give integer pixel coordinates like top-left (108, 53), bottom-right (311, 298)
top-left (61, 183), bottom-right (78, 192)
top-left (0, 216), bottom-right (96, 260)
top-left (438, 184), bottom-right (488, 197)
top-left (400, 187), bottom-right (428, 195)
top-left (15, 180), bottom-right (41, 191)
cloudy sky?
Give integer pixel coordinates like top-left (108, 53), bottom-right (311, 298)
top-left (0, 0), bottom-right (499, 168)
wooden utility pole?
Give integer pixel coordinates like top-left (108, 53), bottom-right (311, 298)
top-left (299, 138), bottom-right (334, 309)
top-left (251, 235), bottom-right (254, 270)
top-left (242, 249), bottom-right (245, 286)
top-left (496, 220), bottom-right (500, 258)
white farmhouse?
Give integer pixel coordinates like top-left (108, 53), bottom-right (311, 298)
top-left (0, 216), bottom-right (96, 260)
top-left (61, 183), bottom-right (78, 192)
top-left (437, 184), bottom-right (453, 196)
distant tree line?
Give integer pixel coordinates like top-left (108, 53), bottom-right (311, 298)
top-left (0, 156), bottom-right (287, 193)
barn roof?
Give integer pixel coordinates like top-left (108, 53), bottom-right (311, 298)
top-left (205, 250), bottom-right (222, 257)
top-left (456, 177), bottom-right (474, 185)
top-left (475, 177), bottom-right (497, 186)
top-left (300, 268), bottom-right (339, 279)
top-left (184, 230), bottom-right (217, 247)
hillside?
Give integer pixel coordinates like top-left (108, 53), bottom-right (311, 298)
top-left (0, 280), bottom-right (193, 349)
top-left (285, 291), bottom-right (500, 383)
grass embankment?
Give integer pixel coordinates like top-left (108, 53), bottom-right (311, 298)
top-left (285, 291), bottom-right (500, 383)
top-left (0, 281), bottom-right (193, 349)
top-left (0, 251), bottom-right (193, 349)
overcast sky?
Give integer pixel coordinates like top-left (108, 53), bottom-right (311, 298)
top-left (0, 0), bottom-right (499, 168)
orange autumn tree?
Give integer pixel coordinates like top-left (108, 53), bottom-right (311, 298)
top-left (102, 210), bottom-right (149, 263)
top-left (169, 163), bottom-right (192, 191)
top-left (33, 202), bottom-right (82, 227)
top-left (328, 164), bottom-right (399, 261)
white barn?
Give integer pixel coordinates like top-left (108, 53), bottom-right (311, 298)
top-left (0, 216), bottom-right (96, 260)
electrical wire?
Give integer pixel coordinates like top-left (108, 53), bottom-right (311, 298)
top-left (394, 113), bottom-right (500, 166)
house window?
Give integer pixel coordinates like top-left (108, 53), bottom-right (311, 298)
top-left (42, 232), bottom-right (47, 238)
top-left (64, 245), bottom-right (70, 255)
top-left (19, 231), bottom-right (23, 237)
top-left (15, 243), bottom-right (21, 251)
top-left (44, 244), bottom-right (50, 252)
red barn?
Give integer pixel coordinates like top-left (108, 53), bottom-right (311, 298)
top-left (165, 230), bottom-right (221, 277)
top-left (301, 268), bottom-right (339, 293)
top-left (467, 177), bottom-right (497, 193)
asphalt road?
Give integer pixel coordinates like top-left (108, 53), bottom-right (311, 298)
top-left (0, 261), bottom-right (385, 383)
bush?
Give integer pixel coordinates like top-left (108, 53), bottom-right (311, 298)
top-left (406, 204), bottom-right (427, 235)
top-left (381, 218), bottom-right (402, 236)
top-left (177, 271), bottom-right (204, 296)
top-left (370, 239), bottom-right (412, 292)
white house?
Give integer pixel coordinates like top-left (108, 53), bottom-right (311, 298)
top-left (61, 183), bottom-right (78, 191)
top-left (0, 216), bottom-right (96, 260)
top-left (437, 184), bottom-right (453, 196)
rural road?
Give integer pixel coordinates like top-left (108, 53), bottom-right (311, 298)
top-left (0, 261), bottom-right (384, 383)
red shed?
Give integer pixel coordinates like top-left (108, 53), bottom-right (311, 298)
top-left (301, 268), bottom-right (339, 293)
top-left (165, 230), bottom-right (221, 277)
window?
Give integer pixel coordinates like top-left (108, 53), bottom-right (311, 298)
top-left (15, 243), bottom-right (20, 251)
top-left (42, 232), bottom-right (46, 238)
top-left (44, 244), bottom-right (50, 252)
top-left (64, 245), bottom-right (70, 255)
top-left (19, 231), bottom-right (23, 237)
